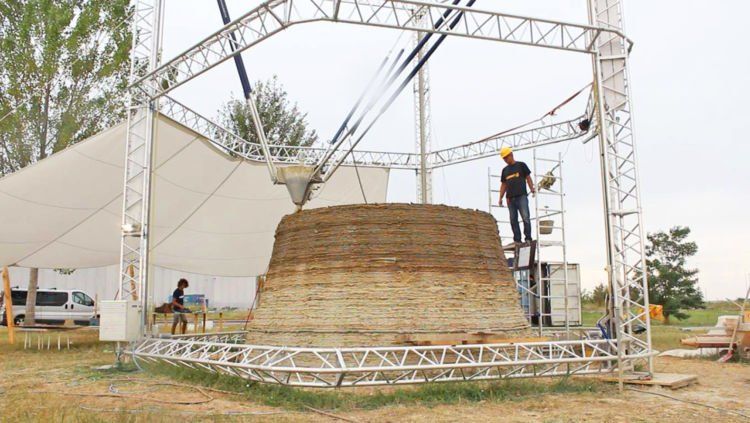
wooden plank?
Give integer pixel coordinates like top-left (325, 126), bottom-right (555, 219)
top-left (599, 372), bottom-right (697, 390)
top-left (681, 335), bottom-right (732, 348)
top-left (2, 266), bottom-right (15, 344)
top-left (201, 298), bottom-right (207, 333)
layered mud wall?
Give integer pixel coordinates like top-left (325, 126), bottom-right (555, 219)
top-left (247, 204), bottom-right (530, 347)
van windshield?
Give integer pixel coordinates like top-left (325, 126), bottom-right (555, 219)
top-left (73, 292), bottom-right (94, 307)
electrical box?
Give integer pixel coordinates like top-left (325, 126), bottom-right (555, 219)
top-left (99, 300), bottom-right (142, 341)
top-left (548, 263), bottom-right (582, 326)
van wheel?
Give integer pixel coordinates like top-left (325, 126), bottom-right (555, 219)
top-left (14, 315), bottom-right (24, 326)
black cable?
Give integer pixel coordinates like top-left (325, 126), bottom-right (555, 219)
top-left (329, 52), bottom-right (400, 146)
top-left (383, 0), bottom-right (477, 110)
top-left (329, 0), bottom-right (463, 146)
top-left (217, 0), bottom-right (253, 100)
top-left (340, 0), bottom-right (477, 154)
top-left (627, 387), bottom-right (750, 419)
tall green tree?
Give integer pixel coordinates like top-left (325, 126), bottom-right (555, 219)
top-left (0, 0), bottom-right (131, 325)
top-left (590, 283), bottom-right (607, 307)
top-left (646, 226), bottom-right (704, 324)
top-left (218, 76), bottom-right (318, 154)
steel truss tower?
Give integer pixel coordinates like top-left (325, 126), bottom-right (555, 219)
top-left (589, 0), bottom-right (652, 368)
top-left (117, 0), bottom-right (164, 338)
top-left (119, 0), bottom-right (653, 384)
top-left (413, 9), bottom-right (433, 204)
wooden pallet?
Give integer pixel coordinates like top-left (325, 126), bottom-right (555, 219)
top-left (598, 372), bottom-right (698, 390)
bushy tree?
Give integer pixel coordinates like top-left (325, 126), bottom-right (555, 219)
top-left (0, 0), bottom-right (131, 173)
top-left (218, 76), bottom-right (318, 153)
top-left (646, 226), bottom-right (704, 324)
top-left (591, 283), bottom-right (608, 307)
top-left (0, 0), bottom-right (131, 324)
top-left (580, 288), bottom-right (592, 304)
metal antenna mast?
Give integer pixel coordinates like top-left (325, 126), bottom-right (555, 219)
top-left (413, 8), bottom-right (433, 204)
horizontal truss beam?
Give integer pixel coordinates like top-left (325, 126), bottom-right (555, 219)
top-left (135, 0), bottom-right (631, 99)
top-left (160, 96), bottom-right (419, 169)
top-left (428, 117), bottom-right (588, 168)
top-left (159, 96), bottom-right (590, 170)
top-left (129, 337), bottom-right (651, 388)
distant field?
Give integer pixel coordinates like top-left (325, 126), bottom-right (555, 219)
top-left (581, 301), bottom-right (739, 351)
top-left (582, 301), bottom-right (736, 326)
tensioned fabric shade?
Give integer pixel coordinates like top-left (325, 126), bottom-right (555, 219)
top-left (0, 116), bottom-right (389, 276)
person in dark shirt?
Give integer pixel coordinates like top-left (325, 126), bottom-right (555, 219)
top-left (171, 278), bottom-right (189, 335)
top-left (498, 147), bottom-right (535, 244)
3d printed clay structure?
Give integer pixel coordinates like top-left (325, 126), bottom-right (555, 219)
top-left (247, 204), bottom-right (530, 347)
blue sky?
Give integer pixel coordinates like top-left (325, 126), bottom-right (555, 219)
top-left (162, 0), bottom-right (750, 300)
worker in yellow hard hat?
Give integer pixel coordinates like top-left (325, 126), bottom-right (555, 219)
top-left (498, 147), bottom-right (535, 244)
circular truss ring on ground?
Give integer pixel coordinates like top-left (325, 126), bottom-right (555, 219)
top-left (128, 332), bottom-right (654, 388)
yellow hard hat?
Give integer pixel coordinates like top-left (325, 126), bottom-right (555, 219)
top-left (500, 146), bottom-right (513, 158)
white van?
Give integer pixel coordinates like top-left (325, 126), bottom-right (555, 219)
top-left (1, 288), bottom-right (96, 326)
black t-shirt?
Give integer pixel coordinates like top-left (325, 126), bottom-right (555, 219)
top-left (501, 161), bottom-right (531, 198)
top-left (172, 288), bottom-right (184, 311)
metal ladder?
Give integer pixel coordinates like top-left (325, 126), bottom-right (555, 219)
top-left (531, 151), bottom-right (572, 336)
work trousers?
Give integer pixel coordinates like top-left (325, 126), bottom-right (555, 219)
top-left (508, 195), bottom-right (532, 243)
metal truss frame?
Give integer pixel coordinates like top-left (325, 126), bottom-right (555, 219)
top-left (130, 336), bottom-right (651, 388)
top-left (134, 0), bottom-right (631, 99)
top-left (167, 331), bottom-right (249, 344)
top-left (117, 0), bottom-right (163, 330)
top-left (159, 94), bottom-right (590, 171)
top-left (119, 0), bottom-right (653, 384)
top-left (159, 95), bottom-right (421, 169)
top-left (428, 116), bottom-right (589, 169)
top-left (589, 0), bottom-right (652, 370)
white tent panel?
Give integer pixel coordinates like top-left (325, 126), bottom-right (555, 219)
top-left (0, 116), bottom-right (389, 277)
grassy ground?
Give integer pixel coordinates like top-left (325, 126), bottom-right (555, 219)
top-left (0, 328), bottom-right (610, 421)
top-left (152, 364), bottom-right (605, 412)
top-left (1, 327), bottom-right (748, 422)
top-left (0, 302), bottom-right (744, 421)
top-left (582, 301), bottom-right (737, 326)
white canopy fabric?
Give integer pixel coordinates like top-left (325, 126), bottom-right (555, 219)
top-left (0, 116), bottom-right (389, 276)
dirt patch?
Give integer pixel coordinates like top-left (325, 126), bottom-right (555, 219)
top-left (343, 357), bottom-right (750, 422)
top-left (1, 329), bottom-right (749, 422)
